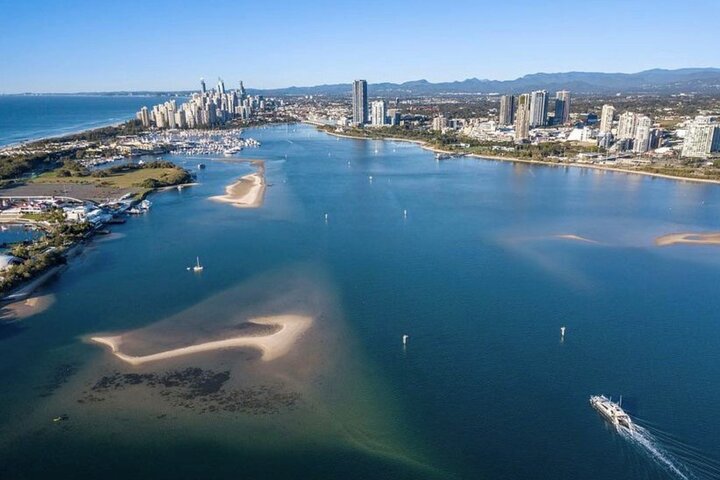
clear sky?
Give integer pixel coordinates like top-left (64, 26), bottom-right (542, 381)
top-left (1, 0), bottom-right (719, 93)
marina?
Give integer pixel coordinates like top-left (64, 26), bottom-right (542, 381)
top-left (1, 123), bottom-right (720, 480)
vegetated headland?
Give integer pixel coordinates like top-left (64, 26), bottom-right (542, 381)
top-left (0, 121), bottom-right (198, 306)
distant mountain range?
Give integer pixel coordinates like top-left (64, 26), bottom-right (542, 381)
top-left (6, 68), bottom-right (720, 97)
top-left (245, 68), bottom-right (720, 96)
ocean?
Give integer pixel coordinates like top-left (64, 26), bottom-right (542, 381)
top-left (0, 119), bottom-right (719, 479)
top-left (0, 95), bottom-right (180, 146)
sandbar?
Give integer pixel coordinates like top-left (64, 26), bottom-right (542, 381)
top-left (90, 314), bottom-right (312, 366)
top-left (0, 294), bottom-right (55, 321)
top-left (655, 232), bottom-right (720, 247)
top-left (210, 160), bottom-right (266, 208)
top-left (554, 234), bottom-right (599, 244)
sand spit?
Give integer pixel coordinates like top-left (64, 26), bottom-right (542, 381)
top-left (655, 232), bottom-right (720, 247)
top-left (0, 294), bottom-right (55, 321)
top-left (90, 315), bottom-right (312, 366)
top-left (210, 160), bottom-right (266, 208)
top-left (554, 234), bottom-right (599, 244)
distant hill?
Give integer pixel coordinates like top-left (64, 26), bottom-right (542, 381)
top-left (246, 68), bottom-right (720, 96)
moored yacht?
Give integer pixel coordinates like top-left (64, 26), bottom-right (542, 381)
top-left (590, 395), bottom-right (634, 432)
top-left (193, 257), bottom-right (204, 272)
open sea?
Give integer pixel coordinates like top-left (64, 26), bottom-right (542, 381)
top-left (1, 101), bottom-right (720, 479)
top-left (0, 95), bottom-right (180, 146)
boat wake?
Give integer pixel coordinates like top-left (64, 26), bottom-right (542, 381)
top-left (619, 422), bottom-right (720, 480)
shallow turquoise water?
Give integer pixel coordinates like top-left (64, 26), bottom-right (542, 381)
top-left (1, 124), bottom-right (720, 479)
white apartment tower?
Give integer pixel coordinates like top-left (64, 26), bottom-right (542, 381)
top-left (617, 112), bottom-right (638, 139)
top-left (633, 116), bottom-right (653, 153)
top-left (682, 116), bottom-right (720, 158)
top-left (529, 90), bottom-right (549, 127)
top-left (599, 105), bottom-right (615, 134)
top-left (432, 115), bottom-right (448, 131)
top-left (370, 100), bottom-right (387, 126)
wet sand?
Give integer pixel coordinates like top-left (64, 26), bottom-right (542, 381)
top-left (0, 294), bottom-right (55, 321)
top-left (655, 232), bottom-right (720, 247)
top-left (91, 315), bottom-right (313, 366)
top-left (210, 160), bottom-right (266, 208)
top-left (554, 234), bottom-right (599, 244)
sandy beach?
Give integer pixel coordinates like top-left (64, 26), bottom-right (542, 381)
top-left (655, 232), bottom-right (720, 247)
top-left (90, 314), bottom-right (313, 366)
top-left (210, 160), bottom-right (266, 208)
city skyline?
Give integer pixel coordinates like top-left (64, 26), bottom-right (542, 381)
top-left (2, 0), bottom-right (720, 93)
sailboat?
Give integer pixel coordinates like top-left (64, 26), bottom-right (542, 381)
top-left (193, 257), bottom-right (204, 272)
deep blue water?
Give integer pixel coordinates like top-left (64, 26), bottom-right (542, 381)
top-left (0, 95), bottom-right (180, 146)
top-left (1, 124), bottom-right (719, 479)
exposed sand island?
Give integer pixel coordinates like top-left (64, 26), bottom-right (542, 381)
top-left (554, 234), bottom-right (599, 244)
top-left (655, 232), bottom-right (720, 247)
top-left (91, 314), bottom-right (312, 366)
top-left (210, 160), bottom-right (266, 208)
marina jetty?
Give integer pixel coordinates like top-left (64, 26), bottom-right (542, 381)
top-left (0, 160), bottom-right (193, 305)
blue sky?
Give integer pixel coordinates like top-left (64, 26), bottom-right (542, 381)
top-left (1, 0), bottom-right (719, 93)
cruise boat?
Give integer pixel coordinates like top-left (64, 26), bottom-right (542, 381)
top-left (590, 395), bottom-right (634, 432)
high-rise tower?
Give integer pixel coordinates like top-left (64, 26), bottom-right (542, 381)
top-left (599, 105), bottom-right (615, 133)
top-left (554, 90), bottom-right (571, 125)
top-left (499, 95), bottom-right (515, 126)
top-left (352, 80), bottom-right (368, 126)
top-left (529, 90), bottom-right (549, 127)
top-left (515, 93), bottom-right (531, 141)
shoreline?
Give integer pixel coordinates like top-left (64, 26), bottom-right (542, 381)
top-left (0, 181), bottom-right (194, 302)
top-left (319, 128), bottom-right (720, 186)
top-left (209, 160), bottom-right (266, 208)
top-left (90, 314), bottom-right (313, 365)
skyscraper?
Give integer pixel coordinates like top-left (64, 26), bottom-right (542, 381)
top-left (200, 78), bottom-right (206, 94)
top-left (352, 80), bottom-right (368, 126)
top-left (633, 116), bottom-right (653, 153)
top-left (217, 78), bottom-right (226, 95)
top-left (682, 116), bottom-right (720, 158)
top-left (529, 90), bottom-right (549, 127)
top-left (137, 106), bottom-right (150, 127)
top-left (599, 104), bottom-right (615, 133)
top-left (515, 93), bottom-right (531, 141)
top-left (617, 112), bottom-right (638, 139)
top-left (370, 100), bottom-right (387, 126)
top-left (554, 90), bottom-right (571, 125)
top-left (499, 95), bottom-right (515, 126)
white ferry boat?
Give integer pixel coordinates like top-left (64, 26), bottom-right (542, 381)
top-left (590, 395), bottom-right (634, 432)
